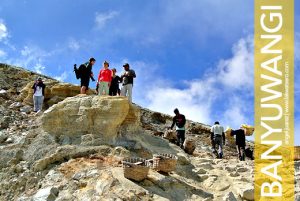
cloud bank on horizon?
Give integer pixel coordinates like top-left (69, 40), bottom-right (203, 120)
top-left (0, 0), bottom-right (299, 144)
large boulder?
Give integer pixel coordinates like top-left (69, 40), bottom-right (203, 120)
top-left (41, 96), bottom-right (139, 143)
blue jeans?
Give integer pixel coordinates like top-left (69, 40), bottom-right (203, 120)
top-left (33, 95), bottom-right (44, 112)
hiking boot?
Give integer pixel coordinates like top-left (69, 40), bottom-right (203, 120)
top-left (218, 153), bottom-right (223, 159)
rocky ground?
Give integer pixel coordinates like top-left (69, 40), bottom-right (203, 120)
top-left (0, 63), bottom-right (298, 201)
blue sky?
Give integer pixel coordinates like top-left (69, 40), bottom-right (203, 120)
top-left (0, 0), bottom-right (299, 145)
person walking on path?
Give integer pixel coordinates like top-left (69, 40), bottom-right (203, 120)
top-left (170, 108), bottom-right (186, 149)
top-left (120, 63), bottom-right (136, 102)
top-left (210, 121), bottom-right (225, 159)
top-left (231, 127), bottom-right (246, 161)
top-left (97, 61), bottom-right (112, 96)
top-left (109, 68), bottom-right (121, 96)
top-left (32, 77), bottom-right (46, 112)
top-left (76, 58), bottom-right (96, 94)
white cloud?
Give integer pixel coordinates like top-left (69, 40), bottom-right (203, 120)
top-left (116, 36), bottom-right (254, 128)
top-left (54, 71), bottom-right (69, 82)
top-left (0, 19), bottom-right (8, 41)
top-left (0, 49), bottom-right (7, 58)
top-left (216, 36), bottom-right (254, 90)
top-left (68, 39), bottom-right (80, 51)
top-left (0, 20), bottom-right (8, 41)
top-left (95, 11), bottom-right (119, 29)
top-left (10, 45), bottom-right (51, 74)
top-left (33, 63), bottom-right (45, 74)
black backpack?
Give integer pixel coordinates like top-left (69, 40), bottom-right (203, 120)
top-left (74, 64), bottom-right (81, 79)
top-left (74, 64), bottom-right (87, 79)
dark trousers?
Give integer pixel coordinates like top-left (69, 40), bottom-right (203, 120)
top-left (109, 87), bottom-right (120, 96)
top-left (236, 145), bottom-right (245, 161)
top-left (211, 133), bottom-right (215, 149)
top-left (176, 130), bottom-right (185, 148)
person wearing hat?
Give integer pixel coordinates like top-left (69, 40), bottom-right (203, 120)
top-left (97, 61), bottom-right (112, 96)
top-left (31, 77), bottom-right (46, 112)
top-left (120, 63), bottom-right (136, 102)
top-left (109, 68), bottom-right (122, 96)
top-left (210, 121), bottom-right (225, 159)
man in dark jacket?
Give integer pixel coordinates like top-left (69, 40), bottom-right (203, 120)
top-left (231, 127), bottom-right (246, 161)
top-left (170, 108), bottom-right (186, 148)
top-left (120, 63), bottom-right (136, 102)
top-left (78, 58), bottom-right (96, 94)
top-left (32, 77), bottom-right (46, 112)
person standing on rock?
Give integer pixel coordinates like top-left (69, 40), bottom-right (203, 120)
top-left (77, 58), bottom-right (96, 94)
top-left (32, 77), bottom-right (46, 112)
top-left (97, 61), bottom-right (112, 96)
top-left (170, 108), bottom-right (186, 149)
top-left (210, 121), bottom-right (225, 159)
top-left (231, 127), bottom-right (246, 161)
top-left (109, 68), bottom-right (122, 96)
top-left (120, 63), bottom-right (136, 103)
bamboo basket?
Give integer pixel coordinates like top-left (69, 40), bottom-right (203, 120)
top-left (183, 139), bottom-right (196, 155)
top-left (225, 127), bottom-right (235, 145)
top-left (152, 153), bottom-right (177, 173)
top-left (122, 158), bottom-right (150, 181)
top-left (163, 129), bottom-right (177, 141)
top-left (241, 124), bottom-right (255, 136)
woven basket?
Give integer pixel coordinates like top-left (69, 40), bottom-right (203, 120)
top-left (183, 139), bottom-right (196, 155)
top-left (225, 127), bottom-right (235, 145)
top-left (163, 129), bottom-right (177, 141)
top-left (122, 158), bottom-right (150, 181)
top-left (241, 124), bottom-right (255, 136)
top-left (153, 153), bottom-right (177, 173)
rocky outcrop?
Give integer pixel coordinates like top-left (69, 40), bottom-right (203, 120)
top-left (42, 96), bottom-right (138, 142)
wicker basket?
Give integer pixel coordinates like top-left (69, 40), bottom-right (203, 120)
top-left (183, 139), bottom-right (196, 155)
top-left (225, 127), bottom-right (235, 145)
top-left (122, 158), bottom-right (150, 181)
top-left (241, 124), bottom-right (255, 136)
top-left (163, 129), bottom-right (177, 142)
top-left (152, 153), bottom-right (177, 173)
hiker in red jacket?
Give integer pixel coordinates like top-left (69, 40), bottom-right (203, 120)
top-left (97, 61), bottom-right (112, 96)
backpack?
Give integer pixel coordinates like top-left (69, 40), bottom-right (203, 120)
top-left (74, 64), bottom-right (81, 79)
top-left (74, 63), bottom-right (88, 79)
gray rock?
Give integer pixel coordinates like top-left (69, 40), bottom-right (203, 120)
top-left (229, 171), bottom-right (240, 177)
top-left (223, 192), bottom-right (237, 201)
top-left (32, 187), bottom-right (59, 201)
top-left (0, 89), bottom-right (8, 98)
top-left (0, 131), bottom-right (8, 143)
top-left (236, 167), bottom-right (248, 173)
top-left (193, 168), bottom-right (207, 174)
top-left (6, 137), bottom-right (13, 143)
top-left (225, 166), bottom-right (236, 172)
top-left (239, 186), bottom-right (254, 201)
top-left (9, 102), bottom-right (23, 109)
top-left (20, 105), bottom-right (32, 114)
top-left (198, 162), bottom-right (214, 170)
top-left (0, 116), bottom-right (11, 129)
top-left (177, 153), bottom-right (190, 165)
